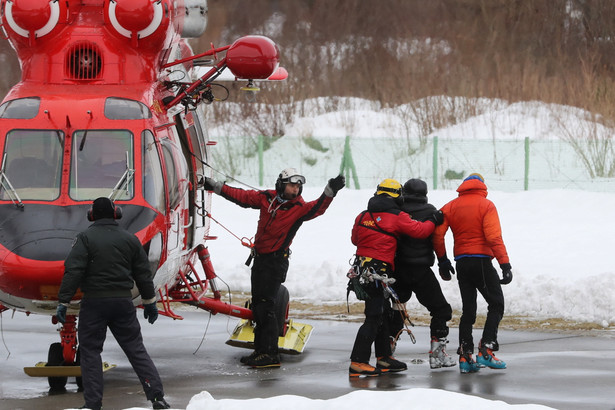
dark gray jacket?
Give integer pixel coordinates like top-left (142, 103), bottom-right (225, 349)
top-left (58, 219), bottom-right (155, 303)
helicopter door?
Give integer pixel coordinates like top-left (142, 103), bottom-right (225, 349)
top-left (173, 110), bottom-right (209, 247)
top-left (157, 133), bottom-right (190, 252)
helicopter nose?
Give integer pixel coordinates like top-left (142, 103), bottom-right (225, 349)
top-left (9, 235), bottom-right (77, 261)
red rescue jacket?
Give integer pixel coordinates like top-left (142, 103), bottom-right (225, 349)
top-left (220, 185), bottom-right (333, 254)
top-left (433, 178), bottom-right (509, 265)
top-left (351, 195), bottom-right (435, 269)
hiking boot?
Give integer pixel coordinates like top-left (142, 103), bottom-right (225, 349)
top-left (349, 361), bottom-right (384, 377)
top-left (459, 352), bottom-right (481, 374)
top-left (376, 356), bottom-right (407, 372)
top-left (240, 350), bottom-right (260, 364)
top-left (477, 341), bottom-right (507, 369)
top-left (429, 337), bottom-right (457, 369)
top-left (151, 397), bottom-right (171, 409)
top-left (244, 353), bottom-right (281, 368)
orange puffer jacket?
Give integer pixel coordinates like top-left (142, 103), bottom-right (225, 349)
top-left (433, 178), bottom-right (509, 265)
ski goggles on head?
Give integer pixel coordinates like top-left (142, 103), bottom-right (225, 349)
top-left (284, 175), bottom-right (305, 184)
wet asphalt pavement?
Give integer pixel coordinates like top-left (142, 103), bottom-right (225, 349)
top-left (1, 309), bottom-right (614, 410)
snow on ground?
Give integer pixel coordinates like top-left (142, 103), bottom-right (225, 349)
top-left (181, 389), bottom-right (555, 410)
top-left (206, 186), bottom-right (615, 327)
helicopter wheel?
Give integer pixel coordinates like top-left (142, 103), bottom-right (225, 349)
top-left (275, 285), bottom-right (290, 337)
top-left (46, 342), bottom-right (68, 391)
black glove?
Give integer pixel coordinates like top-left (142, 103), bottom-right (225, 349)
top-left (201, 177), bottom-right (217, 191)
top-left (56, 304), bottom-right (67, 324)
top-left (427, 210), bottom-right (444, 226)
top-left (143, 302), bottom-right (159, 324)
top-left (500, 263), bottom-right (513, 285)
top-left (325, 175), bottom-right (345, 197)
top-left (438, 256), bottom-right (455, 281)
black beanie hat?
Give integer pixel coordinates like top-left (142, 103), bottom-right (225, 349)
top-left (403, 178), bottom-right (428, 198)
top-left (92, 197), bottom-right (115, 220)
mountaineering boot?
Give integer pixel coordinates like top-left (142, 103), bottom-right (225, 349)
top-left (244, 353), bottom-right (281, 368)
top-left (376, 356), bottom-right (407, 372)
top-left (477, 341), bottom-right (507, 369)
top-left (349, 361), bottom-right (385, 377)
top-left (457, 346), bottom-right (481, 374)
top-left (240, 350), bottom-right (260, 364)
top-left (389, 335), bottom-right (398, 356)
top-left (429, 337), bottom-right (457, 369)
top-left (151, 397), bottom-right (171, 409)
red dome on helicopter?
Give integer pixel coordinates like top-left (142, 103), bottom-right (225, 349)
top-left (114, 0), bottom-right (155, 33)
top-left (226, 36), bottom-right (280, 79)
top-left (10, 0), bottom-right (52, 32)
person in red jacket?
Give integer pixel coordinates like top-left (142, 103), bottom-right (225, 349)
top-left (433, 173), bottom-right (513, 374)
top-left (203, 168), bottom-right (345, 368)
top-left (348, 179), bottom-right (443, 377)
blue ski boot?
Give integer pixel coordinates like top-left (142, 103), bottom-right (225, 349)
top-left (459, 352), bottom-right (481, 373)
top-left (457, 346), bottom-right (481, 373)
top-left (477, 341), bottom-right (507, 369)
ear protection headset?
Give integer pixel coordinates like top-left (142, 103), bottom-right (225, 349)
top-left (87, 198), bottom-right (123, 221)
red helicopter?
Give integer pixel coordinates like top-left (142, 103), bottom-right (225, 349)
top-left (0, 0), bottom-right (307, 390)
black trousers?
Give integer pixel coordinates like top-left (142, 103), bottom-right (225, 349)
top-left (350, 259), bottom-right (393, 363)
top-left (78, 297), bottom-right (164, 409)
top-left (455, 257), bottom-right (505, 352)
top-left (250, 253), bottom-right (289, 355)
top-left (390, 263), bottom-right (452, 339)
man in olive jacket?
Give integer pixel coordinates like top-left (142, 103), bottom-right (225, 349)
top-left (57, 197), bottom-right (169, 410)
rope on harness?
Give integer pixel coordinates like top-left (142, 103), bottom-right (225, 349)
top-left (202, 209), bottom-right (254, 249)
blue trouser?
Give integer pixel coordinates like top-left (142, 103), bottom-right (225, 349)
top-left (455, 257), bottom-right (505, 352)
top-left (250, 252), bottom-right (289, 355)
top-left (78, 297), bottom-right (164, 409)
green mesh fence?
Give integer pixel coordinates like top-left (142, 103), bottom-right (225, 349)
top-left (209, 135), bottom-right (615, 192)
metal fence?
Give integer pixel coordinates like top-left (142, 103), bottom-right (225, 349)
top-left (208, 135), bottom-right (615, 192)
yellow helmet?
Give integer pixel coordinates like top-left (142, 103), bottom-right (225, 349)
top-left (376, 178), bottom-right (402, 198)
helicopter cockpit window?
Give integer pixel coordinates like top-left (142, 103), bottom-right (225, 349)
top-left (70, 130), bottom-right (134, 200)
top-left (0, 129), bottom-right (63, 200)
top-left (0, 97), bottom-right (41, 119)
top-left (104, 97), bottom-right (152, 120)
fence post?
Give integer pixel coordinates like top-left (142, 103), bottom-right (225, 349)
top-left (432, 136), bottom-right (438, 190)
top-left (524, 136), bottom-right (530, 191)
top-left (258, 134), bottom-right (264, 186)
top-left (339, 135), bottom-right (360, 189)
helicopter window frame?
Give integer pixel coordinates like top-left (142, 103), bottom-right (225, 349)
top-left (0, 128), bottom-right (64, 201)
top-left (142, 130), bottom-right (166, 214)
top-left (159, 138), bottom-right (181, 210)
top-left (104, 97), bottom-right (152, 120)
top-left (0, 97), bottom-right (41, 119)
top-left (69, 129), bottom-right (135, 201)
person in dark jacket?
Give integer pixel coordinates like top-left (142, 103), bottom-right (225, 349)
top-left (390, 178), bottom-right (455, 369)
top-left (203, 168), bottom-right (345, 368)
top-left (348, 178), bottom-right (443, 377)
top-left (56, 197), bottom-right (169, 410)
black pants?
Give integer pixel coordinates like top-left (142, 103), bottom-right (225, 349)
top-left (456, 257), bottom-right (505, 352)
top-left (250, 252), bottom-right (289, 355)
top-left (78, 297), bottom-right (164, 409)
top-left (350, 259), bottom-right (393, 363)
top-left (390, 263), bottom-right (452, 339)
